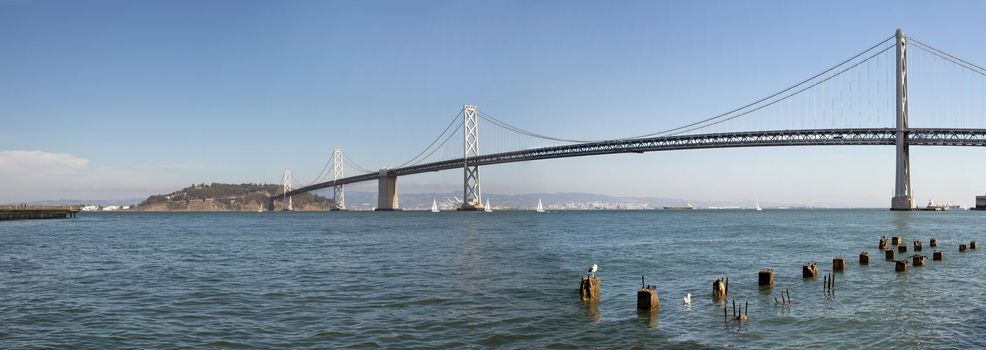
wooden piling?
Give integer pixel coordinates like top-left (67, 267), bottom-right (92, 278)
top-left (930, 238), bottom-right (938, 247)
top-left (825, 273), bottom-right (835, 294)
top-left (879, 236), bottom-right (889, 250)
top-left (960, 243), bottom-right (968, 252)
top-left (732, 299), bottom-right (736, 319)
top-left (833, 256), bottom-right (846, 272)
top-left (898, 245), bottom-right (908, 253)
top-left (886, 249), bottom-right (896, 261)
top-left (859, 251), bottom-right (870, 265)
top-left (895, 260), bottom-right (908, 272)
top-left (913, 240), bottom-right (922, 251)
top-left (731, 299), bottom-right (748, 321)
top-left (933, 251), bottom-right (943, 261)
top-left (971, 241), bottom-right (979, 250)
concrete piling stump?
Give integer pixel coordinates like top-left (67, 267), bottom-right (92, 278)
top-left (892, 236), bottom-right (903, 246)
top-left (886, 249), bottom-right (896, 261)
top-left (913, 240), bottom-right (922, 252)
top-left (712, 278), bottom-right (727, 300)
top-left (636, 287), bottom-right (659, 311)
top-left (930, 238), bottom-right (938, 247)
top-left (833, 257), bottom-right (846, 272)
top-left (933, 251), bottom-right (943, 261)
top-left (898, 245), bottom-right (908, 253)
top-left (879, 236), bottom-right (889, 250)
top-left (971, 241), bottom-right (979, 250)
top-left (579, 276), bottom-right (600, 303)
top-left (960, 243), bottom-right (968, 252)
top-left (859, 251), bottom-right (870, 265)
top-left (802, 262), bottom-right (818, 278)
top-left (912, 255), bottom-right (926, 267)
top-left (895, 260), bottom-right (909, 272)
top-left (758, 269), bottom-right (774, 287)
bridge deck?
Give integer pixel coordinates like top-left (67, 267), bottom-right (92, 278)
top-left (272, 127), bottom-right (986, 200)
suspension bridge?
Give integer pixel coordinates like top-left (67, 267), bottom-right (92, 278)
top-left (270, 29), bottom-right (986, 211)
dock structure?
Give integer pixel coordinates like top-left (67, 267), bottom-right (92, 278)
top-left (0, 205), bottom-right (80, 221)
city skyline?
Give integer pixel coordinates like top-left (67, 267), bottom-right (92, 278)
top-left (3, 1), bottom-right (986, 206)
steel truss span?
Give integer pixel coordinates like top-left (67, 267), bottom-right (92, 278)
top-left (272, 127), bottom-right (986, 201)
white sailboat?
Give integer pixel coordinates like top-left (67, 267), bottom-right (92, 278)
top-left (536, 198), bottom-right (545, 213)
top-left (431, 199), bottom-right (440, 213)
top-left (484, 199), bottom-right (492, 212)
top-left (755, 199), bottom-right (763, 211)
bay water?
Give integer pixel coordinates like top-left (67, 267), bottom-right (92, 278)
top-left (2, 210), bottom-right (985, 348)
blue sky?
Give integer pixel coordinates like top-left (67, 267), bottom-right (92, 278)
top-left (2, 0), bottom-right (986, 206)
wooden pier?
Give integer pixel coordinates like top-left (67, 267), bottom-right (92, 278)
top-left (0, 205), bottom-right (80, 221)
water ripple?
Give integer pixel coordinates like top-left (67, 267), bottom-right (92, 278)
top-left (2, 210), bottom-right (986, 348)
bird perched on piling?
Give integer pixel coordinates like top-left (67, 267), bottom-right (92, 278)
top-left (587, 264), bottom-right (598, 278)
top-left (683, 293), bottom-right (692, 306)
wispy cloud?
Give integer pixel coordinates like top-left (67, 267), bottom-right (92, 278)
top-left (0, 150), bottom-right (89, 172)
top-left (0, 150), bottom-right (178, 203)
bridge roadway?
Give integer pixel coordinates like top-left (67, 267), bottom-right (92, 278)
top-left (272, 127), bottom-right (986, 201)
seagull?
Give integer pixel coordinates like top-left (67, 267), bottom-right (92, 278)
top-left (683, 293), bottom-right (692, 306)
top-left (587, 264), bottom-right (598, 278)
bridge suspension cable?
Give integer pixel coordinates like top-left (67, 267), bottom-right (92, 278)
top-left (909, 38), bottom-right (986, 76)
top-left (664, 43), bottom-right (896, 136)
top-left (477, 110), bottom-right (598, 143)
top-left (393, 109), bottom-right (465, 168)
top-left (342, 157), bottom-right (375, 174)
top-left (456, 35), bottom-right (898, 145)
top-left (626, 35), bottom-right (896, 138)
top-left (907, 36), bottom-right (986, 129)
top-left (299, 154), bottom-right (333, 187)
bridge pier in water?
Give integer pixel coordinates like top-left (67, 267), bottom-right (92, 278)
top-left (375, 169), bottom-right (400, 211)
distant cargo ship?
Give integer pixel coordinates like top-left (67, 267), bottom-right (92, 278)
top-left (663, 203), bottom-right (694, 210)
top-left (925, 200), bottom-right (960, 211)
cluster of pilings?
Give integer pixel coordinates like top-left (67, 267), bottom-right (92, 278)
top-left (876, 235), bottom-right (979, 272)
top-left (576, 233), bottom-right (980, 324)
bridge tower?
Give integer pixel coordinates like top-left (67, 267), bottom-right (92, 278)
top-left (459, 104), bottom-right (485, 211)
top-left (282, 170), bottom-right (293, 211)
top-left (891, 28), bottom-right (915, 210)
top-left (331, 148), bottom-right (346, 211)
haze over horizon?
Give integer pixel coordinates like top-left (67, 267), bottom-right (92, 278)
top-left (3, 1), bottom-right (986, 207)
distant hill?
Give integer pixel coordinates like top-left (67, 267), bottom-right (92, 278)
top-left (136, 183), bottom-right (333, 211)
